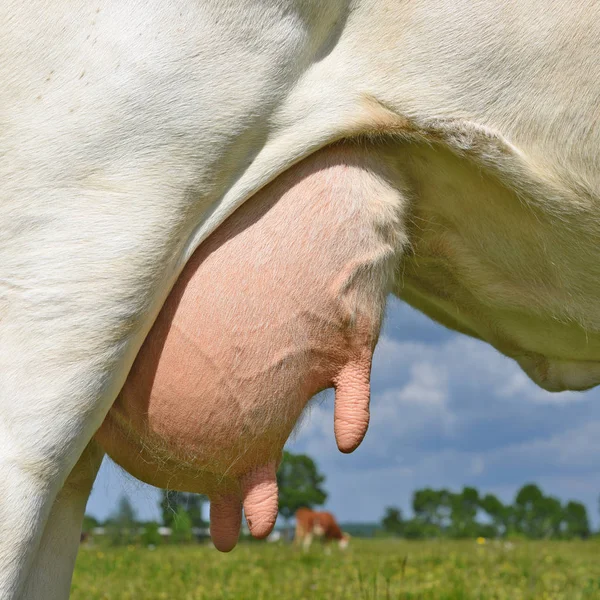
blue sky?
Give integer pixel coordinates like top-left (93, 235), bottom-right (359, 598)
top-left (86, 296), bottom-right (600, 525)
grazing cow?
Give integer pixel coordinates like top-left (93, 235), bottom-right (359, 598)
top-left (3, 1), bottom-right (600, 598)
top-left (295, 508), bottom-right (350, 551)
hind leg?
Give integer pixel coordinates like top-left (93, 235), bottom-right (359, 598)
top-left (0, 164), bottom-right (197, 597)
top-left (302, 532), bottom-right (314, 553)
top-left (0, 296), bottom-right (158, 597)
top-left (0, 205), bottom-right (185, 600)
top-left (20, 442), bottom-right (103, 600)
top-left (0, 354), bottom-right (128, 600)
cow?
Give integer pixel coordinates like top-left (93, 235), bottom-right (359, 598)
top-left (3, 1), bottom-right (600, 598)
top-left (295, 508), bottom-right (350, 552)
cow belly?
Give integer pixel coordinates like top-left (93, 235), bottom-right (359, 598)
top-left (95, 143), bottom-right (406, 548)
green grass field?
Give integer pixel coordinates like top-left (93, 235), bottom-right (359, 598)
top-left (71, 539), bottom-right (600, 599)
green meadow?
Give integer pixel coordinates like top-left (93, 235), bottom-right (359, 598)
top-left (72, 539), bottom-right (600, 599)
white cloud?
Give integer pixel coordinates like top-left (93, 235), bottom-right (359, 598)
top-left (397, 362), bottom-right (448, 407)
top-left (470, 455), bottom-right (485, 476)
top-left (370, 364), bottom-right (456, 438)
top-left (497, 370), bottom-right (583, 405)
top-left (488, 420), bottom-right (600, 471)
top-left (373, 334), bottom-right (592, 405)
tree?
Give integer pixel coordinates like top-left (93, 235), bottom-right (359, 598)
top-left (480, 493), bottom-right (511, 537)
top-left (563, 501), bottom-right (590, 539)
top-left (403, 519), bottom-right (431, 539)
top-left (116, 495), bottom-right (137, 524)
top-left (513, 483), bottom-right (544, 538)
top-left (277, 451), bottom-right (327, 526)
top-left (171, 506), bottom-right (194, 544)
top-left (513, 484), bottom-right (563, 539)
top-left (82, 514), bottom-right (99, 534)
top-left (412, 488), bottom-right (453, 535)
top-left (412, 488), bottom-right (438, 526)
top-left (381, 507), bottom-right (404, 536)
top-left (107, 495), bottom-right (138, 546)
top-left (160, 490), bottom-right (207, 528)
top-left (449, 487), bottom-right (480, 538)
top-left (537, 495), bottom-right (564, 539)
top-left (141, 522), bottom-right (162, 546)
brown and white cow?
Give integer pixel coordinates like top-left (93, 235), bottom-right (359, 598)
top-left (4, 1), bottom-right (600, 598)
top-left (295, 508), bottom-right (350, 552)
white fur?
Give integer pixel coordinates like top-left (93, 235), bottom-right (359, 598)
top-left (2, 1), bottom-right (600, 597)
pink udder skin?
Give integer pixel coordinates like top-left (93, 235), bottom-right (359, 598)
top-left (95, 143), bottom-right (405, 551)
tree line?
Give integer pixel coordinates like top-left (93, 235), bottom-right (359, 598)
top-left (381, 484), bottom-right (591, 540)
top-left (83, 451), bottom-right (328, 545)
top-left (84, 452), bottom-right (595, 545)
top-left (83, 490), bottom-right (210, 546)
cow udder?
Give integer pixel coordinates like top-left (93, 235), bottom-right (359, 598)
top-left (95, 143), bottom-right (407, 552)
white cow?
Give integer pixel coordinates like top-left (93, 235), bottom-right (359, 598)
top-left (2, 1), bottom-right (600, 598)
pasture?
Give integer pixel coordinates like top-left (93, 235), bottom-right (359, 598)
top-left (72, 539), bottom-right (600, 599)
